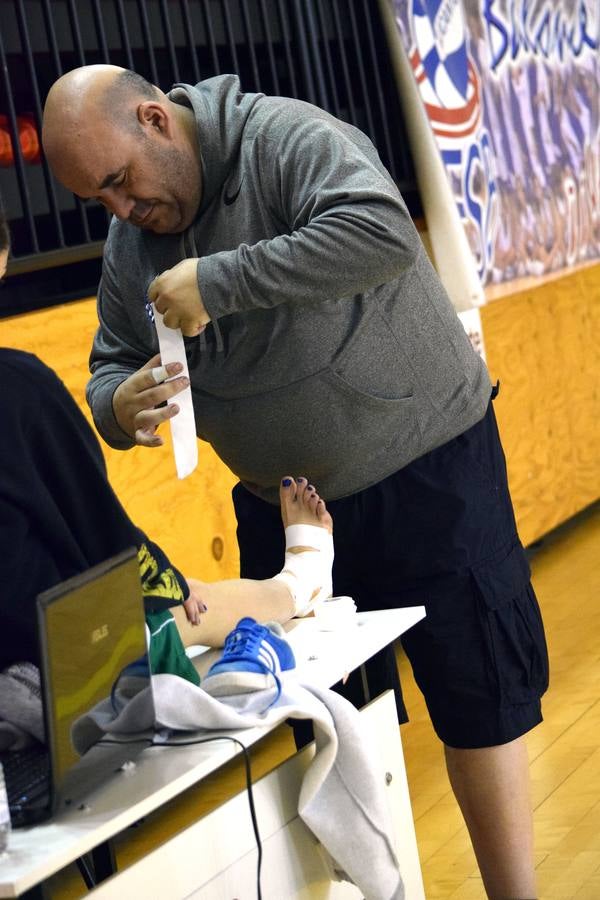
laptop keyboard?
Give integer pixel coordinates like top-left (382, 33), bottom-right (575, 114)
top-left (2, 744), bottom-right (49, 812)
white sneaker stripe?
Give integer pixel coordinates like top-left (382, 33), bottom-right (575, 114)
top-left (259, 640), bottom-right (280, 674)
top-left (258, 645), bottom-right (274, 670)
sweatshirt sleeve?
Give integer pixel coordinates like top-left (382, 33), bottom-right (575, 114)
top-left (198, 111), bottom-right (423, 320)
top-left (87, 242), bottom-right (158, 449)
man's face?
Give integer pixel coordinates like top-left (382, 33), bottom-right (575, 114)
top-left (57, 121), bottom-right (201, 234)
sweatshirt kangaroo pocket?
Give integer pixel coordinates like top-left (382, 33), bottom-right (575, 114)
top-left (191, 366), bottom-right (420, 497)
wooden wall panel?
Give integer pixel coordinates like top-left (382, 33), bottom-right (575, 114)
top-left (482, 264), bottom-right (600, 546)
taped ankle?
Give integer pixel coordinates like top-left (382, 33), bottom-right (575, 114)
top-left (273, 524), bottom-right (334, 616)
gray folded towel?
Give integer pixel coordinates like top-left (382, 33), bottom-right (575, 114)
top-left (0, 662), bottom-right (45, 749)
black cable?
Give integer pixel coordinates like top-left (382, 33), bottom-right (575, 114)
top-left (99, 735), bottom-right (263, 899)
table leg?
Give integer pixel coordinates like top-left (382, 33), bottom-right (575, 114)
top-left (76, 853), bottom-right (96, 889)
top-left (73, 839), bottom-right (118, 891)
top-left (89, 839), bottom-right (117, 882)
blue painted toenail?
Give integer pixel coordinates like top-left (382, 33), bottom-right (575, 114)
top-left (281, 478), bottom-right (292, 487)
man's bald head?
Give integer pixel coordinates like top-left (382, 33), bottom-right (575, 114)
top-left (43, 66), bottom-right (159, 148)
top-left (42, 65), bottom-right (202, 233)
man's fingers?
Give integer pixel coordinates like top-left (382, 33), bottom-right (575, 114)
top-left (136, 401), bottom-right (180, 432)
top-left (161, 310), bottom-right (206, 336)
top-left (135, 428), bottom-right (164, 448)
top-left (150, 365), bottom-right (168, 385)
top-left (143, 376), bottom-right (189, 403)
top-left (181, 322), bottom-right (207, 338)
top-left (146, 276), bottom-right (162, 303)
top-left (162, 309), bottom-right (181, 330)
top-left (143, 361), bottom-right (184, 389)
top-left (133, 402), bottom-right (180, 446)
top-left (153, 296), bottom-right (168, 316)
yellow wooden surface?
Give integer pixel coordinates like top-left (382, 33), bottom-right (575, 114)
top-left (481, 263), bottom-right (600, 546)
top-left (1, 298), bottom-right (239, 582)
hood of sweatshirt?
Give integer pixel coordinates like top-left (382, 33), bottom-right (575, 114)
top-left (170, 75), bottom-right (262, 220)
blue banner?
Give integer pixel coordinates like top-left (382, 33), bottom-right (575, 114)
top-left (392, 1), bottom-right (600, 285)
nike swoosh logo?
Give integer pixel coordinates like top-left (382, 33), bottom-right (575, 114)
top-left (224, 176), bottom-right (244, 206)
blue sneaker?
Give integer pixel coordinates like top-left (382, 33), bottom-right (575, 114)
top-left (201, 617), bottom-right (295, 702)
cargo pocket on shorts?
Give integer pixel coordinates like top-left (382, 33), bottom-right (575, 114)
top-left (471, 542), bottom-right (549, 708)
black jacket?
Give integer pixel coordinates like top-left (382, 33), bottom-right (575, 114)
top-left (0, 349), bottom-right (187, 668)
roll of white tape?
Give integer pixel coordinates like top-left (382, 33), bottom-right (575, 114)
top-left (314, 595), bottom-right (357, 630)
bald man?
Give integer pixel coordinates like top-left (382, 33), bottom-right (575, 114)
top-left (43, 66), bottom-right (547, 899)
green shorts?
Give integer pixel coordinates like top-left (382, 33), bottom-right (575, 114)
top-left (146, 609), bottom-right (200, 686)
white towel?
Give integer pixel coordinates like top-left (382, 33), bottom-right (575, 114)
top-left (73, 674), bottom-right (404, 900)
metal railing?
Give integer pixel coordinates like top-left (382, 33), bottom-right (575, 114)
top-left (0, 0), bottom-right (418, 281)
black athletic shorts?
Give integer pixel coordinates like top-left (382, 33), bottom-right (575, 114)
top-left (233, 389), bottom-right (549, 749)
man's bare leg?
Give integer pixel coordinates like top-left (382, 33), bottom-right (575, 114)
top-left (445, 737), bottom-right (537, 899)
top-left (172, 476), bottom-right (333, 648)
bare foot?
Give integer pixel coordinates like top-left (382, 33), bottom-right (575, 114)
top-left (279, 476), bottom-right (333, 533)
top-left (275, 477), bottom-right (334, 615)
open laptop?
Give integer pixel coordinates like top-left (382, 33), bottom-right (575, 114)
top-left (2, 547), bottom-right (154, 826)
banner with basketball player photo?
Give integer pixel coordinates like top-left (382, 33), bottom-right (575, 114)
top-left (381, 0), bottom-right (600, 298)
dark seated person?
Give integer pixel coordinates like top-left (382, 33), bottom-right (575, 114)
top-left (0, 346), bottom-right (199, 682)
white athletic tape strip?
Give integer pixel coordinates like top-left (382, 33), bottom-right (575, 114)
top-left (151, 365), bottom-right (168, 385)
top-left (153, 310), bottom-right (198, 479)
top-left (283, 524), bottom-right (333, 554)
top-left (273, 523), bottom-right (334, 617)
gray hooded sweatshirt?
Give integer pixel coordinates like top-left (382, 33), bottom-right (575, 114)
top-left (88, 75), bottom-right (491, 504)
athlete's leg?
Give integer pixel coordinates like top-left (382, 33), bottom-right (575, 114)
top-left (172, 477), bottom-right (333, 647)
top-left (272, 476), bottom-right (334, 615)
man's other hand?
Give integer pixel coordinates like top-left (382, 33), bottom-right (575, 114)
top-left (112, 353), bottom-right (189, 447)
top-left (148, 259), bottom-right (211, 337)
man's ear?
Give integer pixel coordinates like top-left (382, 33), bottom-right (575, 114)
top-left (137, 101), bottom-right (171, 136)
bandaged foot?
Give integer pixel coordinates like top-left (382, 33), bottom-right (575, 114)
top-left (274, 477), bottom-right (334, 617)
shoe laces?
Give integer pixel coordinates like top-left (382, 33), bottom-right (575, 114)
top-left (221, 621), bottom-right (267, 663)
top-left (220, 620), bottom-right (283, 708)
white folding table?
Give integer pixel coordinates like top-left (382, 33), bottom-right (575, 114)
top-left (0, 608), bottom-right (426, 899)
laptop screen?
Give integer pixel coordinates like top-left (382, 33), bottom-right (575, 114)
top-left (37, 548), bottom-right (153, 812)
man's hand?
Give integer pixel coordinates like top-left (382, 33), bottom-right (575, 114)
top-left (112, 353), bottom-right (190, 447)
top-left (147, 258), bottom-right (211, 337)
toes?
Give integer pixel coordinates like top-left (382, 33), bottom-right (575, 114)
top-left (279, 476), bottom-right (297, 509)
top-left (316, 498), bottom-right (334, 534)
top-left (282, 477), bottom-right (333, 533)
top-left (295, 476), bottom-right (309, 503)
top-left (306, 490), bottom-right (320, 515)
